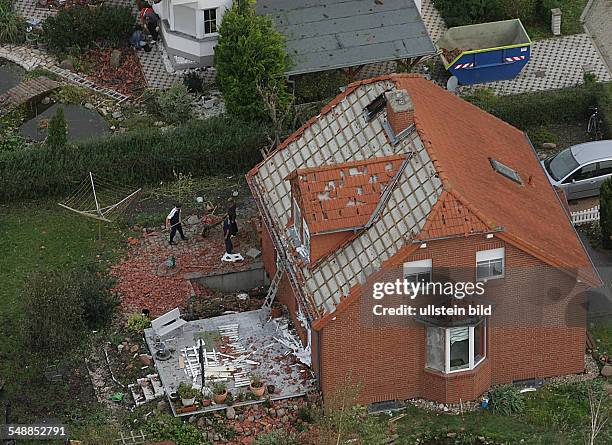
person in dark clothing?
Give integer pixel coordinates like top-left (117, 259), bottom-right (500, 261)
top-left (140, 6), bottom-right (159, 41)
top-left (166, 203), bottom-right (188, 245)
top-left (223, 213), bottom-right (233, 254)
top-left (227, 197), bottom-right (238, 236)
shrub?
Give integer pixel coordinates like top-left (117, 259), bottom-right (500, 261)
top-left (182, 71), bottom-right (212, 96)
top-left (600, 177), bottom-right (612, 249)
top-left (0, 0), bottom-right (26, 44)
top-left (0, 132), bottom-right (25, 152)
top-left (435, 0), bottom-right (539, 27)
top-left (142, 414), bottom-right (207, 445)
top-left (215, 0), bottom-right (290, 121)
top-left (43, 5), bottom-right (133, 53)
top-left (597, 82), bottom-right (612, 138)
top-left (20, 269), bottom-right (87, 360)
top-left (177, 383), bottom-right (200, 400)
top-left (126, 313), bottom-right (151, 334)
top-left (46, 106), bottom-right (68, 148)
top-left (465, 83), bottom-right (599, 129)
top-left (488, 384), bottom-right (525, 415)
top-left (19, 265), bottom-right (116, 359)
top-left (0, 117), bottom-right (266, 202)
top-left (254, 431), bottom-right (300, 445)
top-left (156, 83), bottom-right (193, 124)
top-left (78, 265), bottom-right (118, 329)
top-left (294, 70), bottom-right (349, 103)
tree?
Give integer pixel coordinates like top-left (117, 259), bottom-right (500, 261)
top-left (214, 0), bottom-right (290, 121)
top-left (46, 106), bottom-right (68, 147)
top-left (600, 177), bottom-right (612, 249)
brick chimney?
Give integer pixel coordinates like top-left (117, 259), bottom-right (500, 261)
top-left (385, 89), bottom-right (414, 135)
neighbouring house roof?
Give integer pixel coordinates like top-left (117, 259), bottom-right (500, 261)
top-left (290, 155), bottom-right (406, 234)
top-left (247, 73), bottom-right (600, 321)
top-left (256, 0), bottom-right (436, 76)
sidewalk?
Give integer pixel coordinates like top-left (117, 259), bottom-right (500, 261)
top-left (584, 0), bottom-right (612, 74)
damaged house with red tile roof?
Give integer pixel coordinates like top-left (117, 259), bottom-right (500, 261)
top-left (246, 73), bottom-right (601, 405)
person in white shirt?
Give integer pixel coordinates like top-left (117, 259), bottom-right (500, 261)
top-left (166, 203), bottom-right (188, 245)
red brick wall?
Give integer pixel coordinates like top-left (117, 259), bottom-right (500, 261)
top-left (277, 274), bottom-right (309, 347)
top-left (315, 234), bottom-right (588, 405)
top-left (311, 231), bottom-right (354, 263)
top-left (258, 218), bottom-right (277, 278)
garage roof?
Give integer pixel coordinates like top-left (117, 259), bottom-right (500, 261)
top-left (256, 0), bottom-right (436, 76)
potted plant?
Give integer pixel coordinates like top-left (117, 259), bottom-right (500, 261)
top-left (212, 382), bottom-right (228, 404)
top-left (249, 372), bottom-right (265, 398)
top-left (178, 383), bottom-right (199, 407)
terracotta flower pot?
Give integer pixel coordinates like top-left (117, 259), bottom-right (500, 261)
top-left (201, 399), bottom-right (211, 407)
top-left (213, 390), bottom-right (228, 404)
top-left (250, 383), bottom-right (265, 398)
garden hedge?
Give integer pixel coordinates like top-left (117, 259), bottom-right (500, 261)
top-left (0, 117), bottom-right (266, 202)
top-left (465, 82), bottom-right (600, 129)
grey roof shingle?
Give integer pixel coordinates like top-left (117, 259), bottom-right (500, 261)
top-left (256, 0), bottom-right (436, 76)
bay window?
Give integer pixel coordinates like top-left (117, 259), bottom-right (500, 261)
top-left (426, 321), bottom-right (486, 373)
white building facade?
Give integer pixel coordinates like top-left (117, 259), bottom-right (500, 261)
top-left (153, 0), bottom-right (232, 68)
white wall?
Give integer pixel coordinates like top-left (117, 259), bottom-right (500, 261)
top-left (174, 4), bottom-right (197, 36)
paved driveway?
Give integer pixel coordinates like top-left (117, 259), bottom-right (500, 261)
top-left (585, 0), bottom-right (612, 74)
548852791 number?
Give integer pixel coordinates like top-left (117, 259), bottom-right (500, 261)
top-left (2, 424), bottom-right (67, 440)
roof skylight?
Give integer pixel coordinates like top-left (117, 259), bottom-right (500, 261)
top-left (489, 158), bottom-right (522, 185)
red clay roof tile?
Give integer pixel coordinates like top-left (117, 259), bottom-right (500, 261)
top-left (293, 155), bottom-right (405, 234)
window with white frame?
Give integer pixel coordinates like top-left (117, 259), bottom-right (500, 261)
top-left (203, 8), bottom-right (217, 34)
top-left (302, 220), bottom-right (310, 260)
top-left (293, 198), bottom-right (302, 242)
top-left (426, 321), bottom-right (486, 373)
top-left (403, 259), bottom-right (431, 295)
top-left (476, 247), bottom-right (504, 281)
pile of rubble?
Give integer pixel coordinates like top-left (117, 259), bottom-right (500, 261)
top-left (111, 217), bottom-right (257, 315)
top-left (192, 399), bottom-right (310, 445)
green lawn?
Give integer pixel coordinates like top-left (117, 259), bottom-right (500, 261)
top-left (0, 201), bottom-right (127, 409)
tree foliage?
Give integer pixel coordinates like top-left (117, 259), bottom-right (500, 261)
top-left (46, 106), bottom-right (68, 148)
top-left (600, 177), bottom-right (612, 249)
top-left (214, 0), bottom-right (290, 121)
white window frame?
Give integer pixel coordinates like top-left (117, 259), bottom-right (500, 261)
top-left (203, 8), bottom-right (217, 35)
top-left (426, 321), bottom-right (486, 374)
top-left (476, 247), bottom-right (504, 281)
top-left (293, 198), bottom-right (302, 243)
top-left (302, 220), bottom-right (310, 260)
top-left (403, 259), bottom-right (432, 295)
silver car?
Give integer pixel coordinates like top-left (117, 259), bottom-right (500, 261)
top-left (542, 140), bottom-right (612, 200)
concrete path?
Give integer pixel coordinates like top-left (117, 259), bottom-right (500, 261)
top-left (584, 0), bottom-right (612, 75)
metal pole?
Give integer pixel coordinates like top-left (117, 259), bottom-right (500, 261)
top-left (198, 339), bottom-right (205, 389)
top-left (89, 172), bottom-right (102, 218)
